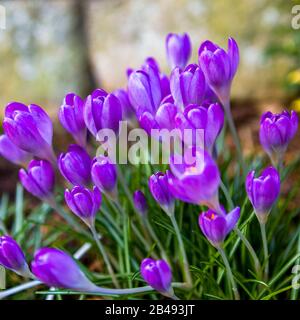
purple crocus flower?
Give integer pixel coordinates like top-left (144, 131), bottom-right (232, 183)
top-left (91, 156), bottom-right (118, 200)
top-left (259, 110), bottom-right (298, 164)
top-left (58, 144), bottom-right (91, 186)
top-left (0, 235), bottom-right (32, 277)
top-left (113, 88), bottom-right (136, 122)
top-left (170, 64), bottom-right (206, 109)
top-left (58, 93), bottom-right (87, 147)
top-left (19, 159), bottom-right (55, 201)
top-left (167, 147), bottom-right (220, 211)
top-left (175, 103), bottom-right (224, 153)
top-left (128, 64), bottom-right (162, 115)
top-left (198, 37), bottom-right (239, 107)
top-left (65, 186), bottom-right (101, 228)
top-left (83, 89), bottom-right (122, 138)
top-left (139, 102), bottom-right (179, 136)
top-left (133, 190), bottom-right (148, 216)
top-left (31, 247), bottom-right (98, 291)
top-left (166, 32), bottom-right (192, 70)
top-left (140, 258), bottom-right (172, 295)
top-left (149, 172), bottom-right (174, 216)
top-left (142, 57), bottom-right (171, 99)
top-left (0, 134), bottom-right (32, 166)
top-left (245, 167), bottom-right (280, 224)
top-left (3, 102), bottom-right (55, 163)
top-left (198, 207), bottom-right (240, 248)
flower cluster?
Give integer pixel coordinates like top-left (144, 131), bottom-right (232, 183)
top-left (0, 32), bottom-right (298, 300)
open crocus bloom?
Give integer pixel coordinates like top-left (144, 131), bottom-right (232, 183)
top-left (199, 207), bottom-right (240, 248)
top-left (167, 147), bottom-right (220, 210)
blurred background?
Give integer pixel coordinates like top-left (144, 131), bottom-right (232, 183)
top-left (0, 0), bottom-right (299, 192)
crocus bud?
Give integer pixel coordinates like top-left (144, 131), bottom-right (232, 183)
top-left (198, 207), bottom-right (240, 248)
top-left (31, 248), bottom-right (98, 291)
top-left (198, 37), bottom-right (239, 107)
top-left (245, 167), bottom-right (280, 224)
top-left (58, 144), bottom-right (91, 186)
top-left (128, 65), bottom-right (162, 115)
top-left (65, 186), bottom-right (101, 228)
top-left (113, 89), bottom-right (135, 121)
top-left (3, 102), bottom-right (55, 163)
top-left (19, 159), bottom-right (55, 201)
top-left (140, 258), bottom-right (173, 296)
top-left (170, 64), bottom-right (206, 109)
top-left (167, 147), bottom-right (220, 211)
top-left (259, 110), bottom-right (298, 164)
top-left (58, 93), bottom-right (87, 147)
top-left (84, 89), bottom-right (122, 137)
top-left (175, 103), bottom-right (224, 153)
top-left (166, 33), bottom-right (191, 70)
top-left (0, 134), bottom-right (32, 166)
top-left (0, 235), bottom-right (31, 277)
top-left (142, 57), bottom-right (171, 99)
top-left (91, 156), bottom-right (117, 200)
top-left (149, 172), bottom-right (174, 216)
top-left (133, 190), bottom-right (148, 216)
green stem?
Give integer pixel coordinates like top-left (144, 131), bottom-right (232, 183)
top-left (90, 226), bottom-right (120, 288)
top-left (123, 213), bottom-right (132, 288)
top-left (234, 227), bottom-right (262, 277)
top-left (144, 218), bottom-right (169, 264)
top-left (169, 214), bottom-right (192, 287)
top-left (223, 101), bottom-right (247, 174)
top-left (48, 200), bottom-right (91, 239)
top-left (218, 247), bottom-right (240, 300)
top-left (219, 180), bottom-right (261, 277)
top-left (260, 222), bottom-right (269, 281)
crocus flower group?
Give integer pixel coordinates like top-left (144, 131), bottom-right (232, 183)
top-left (0, 31), bottom-right (298, 300)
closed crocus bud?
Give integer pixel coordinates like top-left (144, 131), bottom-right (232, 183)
top-left (0, 134), bottom-right (32, 166)
top-left (199, 207), bottom-right (240, 248)
top-left (113, 89), bottom-right (135, 121)
top-left (170, 64), bottom-right (206, 109)
top-left (128, 65), bottom-right (162, 115)
top-left (167, 147), bottom-right (220, 211)
top-left (58, 93), bottom-right (87, 147)
top-left (149, 172), bottom-right (174, 216)
top-left (0, 235), bottom-right (31, 277)
top-left (198, 37), bottom-right (239, 107)
top-left (65, 186), bottom-right (101, 228)
top-left (246, 167), bottom-right (280, 224)
top-left (58, 144), bottom-right (91, 186)
top-left (84, 89), bottom-right (122, 137)
top-left (259, 110), bottom-right (298, 164)
top-left (3, 102), bottom-right (55, 163)
top-left (133, 190), bottom-right (148, 216)
top-left (175, 103), bottom-right (224, 153)
top-left (91, 156), bottom-right (117, 200)
top-left (142, 57), bottom-right (171, 99)
top-left (140, 258), bottom-right (173, 296)
top-left (166, 33), bottom-right (191, 70)
top-left (19, 159), bottom-right (55, 201)
top-left (31, 248), bottom-right (98, 291)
